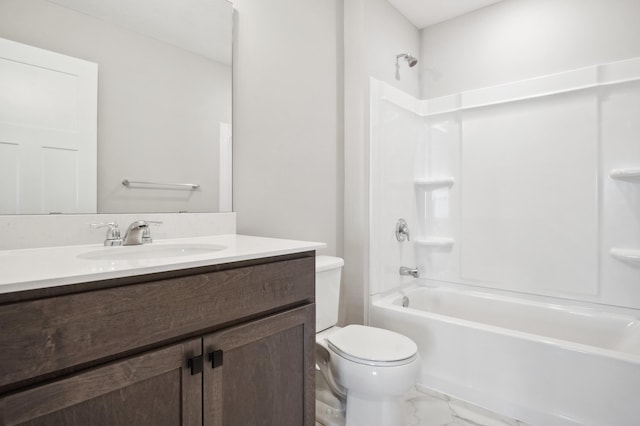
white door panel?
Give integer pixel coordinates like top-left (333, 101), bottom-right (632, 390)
top-left (0, 37), bottom-right (97, 214)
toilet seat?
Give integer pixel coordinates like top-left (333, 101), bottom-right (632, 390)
top-left (327, 325), bottom-right (417, 367)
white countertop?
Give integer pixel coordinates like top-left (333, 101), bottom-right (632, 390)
top-left (0, 234), bottom-right (325, 294)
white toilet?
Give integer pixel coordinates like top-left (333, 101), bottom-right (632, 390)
top-left (315, 256), bottom-right (419, 426)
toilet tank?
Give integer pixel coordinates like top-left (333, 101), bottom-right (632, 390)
top-left (315, 256), bottom-right (344, 332)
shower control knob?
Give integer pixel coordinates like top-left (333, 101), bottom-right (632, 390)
top-left (395, 218), bottom-right (411, 242)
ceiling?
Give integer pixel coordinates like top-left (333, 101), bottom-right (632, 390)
top-left (46, 0), bottom-right (232, 65)
top-left (44, 0), bottom-right (504, 62)
top-left (387, 0), bottom-right (506, 29)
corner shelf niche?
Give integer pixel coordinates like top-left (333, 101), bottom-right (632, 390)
top-left (609, 168), bottom-right (640, 181)
top-left (610, 248), bottom-right (640, 266)
top-left (415, 177), bottom-right (455, 190)
top-left (415, 238), bottom-right (455, 249)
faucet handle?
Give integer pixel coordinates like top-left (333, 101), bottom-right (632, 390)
top-left (141, 221), bottom-right (163, 244)
top-left (395, 218), bottom-right (411, 242)
top-left (90, 222), bottom-right (123, 246)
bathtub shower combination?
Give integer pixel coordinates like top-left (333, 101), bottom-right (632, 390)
top-left (366, 58), bottom-right (640, 425)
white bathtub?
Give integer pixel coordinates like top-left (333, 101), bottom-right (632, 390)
top-left (369, 284), bottom-right (640, 426)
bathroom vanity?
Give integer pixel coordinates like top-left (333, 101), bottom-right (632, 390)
top-left (0, 235), bottom-right (321, 426)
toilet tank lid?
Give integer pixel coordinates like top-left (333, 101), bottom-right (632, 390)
top-left (316, 255), bottom-right (344, 273)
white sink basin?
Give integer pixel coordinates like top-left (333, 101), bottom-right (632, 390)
top-left (77, 243), bottom-right (226, 261)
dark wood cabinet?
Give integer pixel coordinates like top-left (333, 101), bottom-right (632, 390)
top-left (0, 252), bottom-right (315, 426)
top-left (0, 338), bottom-right (202, 426)
top-left (204, 305), bottom-right (314, 426)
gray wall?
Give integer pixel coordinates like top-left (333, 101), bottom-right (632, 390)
top-left (233, 0), bottom-right (343, 257)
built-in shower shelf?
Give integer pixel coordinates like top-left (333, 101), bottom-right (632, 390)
top-left (610, 248), bottom-right (640, 266)
top-left (415, 177), bottom-right (455, 189)
top-left (609, 168), bottom-right (640, 181)
top-left (415, 238), bottom-right (455, 248)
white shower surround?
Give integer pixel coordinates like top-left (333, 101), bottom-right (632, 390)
top-left (369, 56), bottom-right (640, 310)
top-left (367, 57), bottom-right (640, 424)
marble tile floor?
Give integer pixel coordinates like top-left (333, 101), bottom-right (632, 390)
top-left (405, 386), bottom-right (531, 426)
top-left (316, 385), bottom-right (531, 426)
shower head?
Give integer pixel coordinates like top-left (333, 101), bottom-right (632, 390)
top-left (396, 53), bottom-right (418, 67)
top-left (395, 53), bottom-right (418, 81)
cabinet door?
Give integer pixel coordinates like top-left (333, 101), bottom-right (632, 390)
top-left (203, 304), bottom-right (315, 426)
top-left (0, 338), bottom-right (202, 426)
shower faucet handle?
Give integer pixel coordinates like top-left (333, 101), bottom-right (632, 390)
top-left (395, 218), bottom-right (411, 242)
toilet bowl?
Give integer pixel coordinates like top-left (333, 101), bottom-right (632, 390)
top-left (315, 256), bottom-right (419, 426)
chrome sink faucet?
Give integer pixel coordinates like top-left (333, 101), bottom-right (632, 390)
top-left (91, 220), bottom-right (163, 246)
top-left (122, 220), bottom-right (163, 245)
top-left (122, 220), bottom-right (149, 246)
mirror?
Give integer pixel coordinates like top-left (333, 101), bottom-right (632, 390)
top-left (0, 0), bottom-right (232, 214)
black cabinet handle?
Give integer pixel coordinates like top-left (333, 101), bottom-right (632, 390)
top-left (187, 355), bottom-right (204, 375)
top-left (209, 350), bottom-right (224, 368)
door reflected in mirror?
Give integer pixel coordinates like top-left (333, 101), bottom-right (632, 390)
top-left (0, 0), bottom-right (233, 214)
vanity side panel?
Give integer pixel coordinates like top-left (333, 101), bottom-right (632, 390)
top-left (0, 255), bottom-right (314, 392)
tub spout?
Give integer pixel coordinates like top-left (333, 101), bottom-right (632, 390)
top-left (399, 266), bottom-right (419, 278)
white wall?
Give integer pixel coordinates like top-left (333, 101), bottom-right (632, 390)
top-left (232, 0), bottom-right (343, 257)
top-left (421, 0), bottom-right (640, 98)
top-left (344, 0), bottom-right (420, 324)
top-left (0, 0), bottom-right (231, 213)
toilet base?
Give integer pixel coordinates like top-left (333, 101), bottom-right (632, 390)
top-left (316, 369), bottom-right (346, 426)
top-left (316, 400), bottom-right (346, 426)
top-left (345, 393), bottom-right (406, 426)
